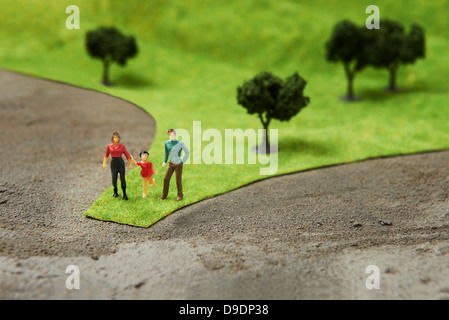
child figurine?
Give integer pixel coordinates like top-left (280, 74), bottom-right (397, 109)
top-left (136, 150), bottom-right (158, 198)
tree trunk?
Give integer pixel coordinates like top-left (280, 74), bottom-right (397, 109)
top-left (102, 58), bottom-right (110, 86)
top-left (256, 115), bottom-right (271, 154)
top-left (343, 63), bottom-right (358, 101)
top-left (387, 65), bottom-right (399, 92)
top-left (347, 73), bottom-right (354, 99)
top-left (262, 122), bottom-right (270, 153)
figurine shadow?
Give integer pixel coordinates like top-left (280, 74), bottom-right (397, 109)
top-left (276, 137), bottom-right (329, 157)
top-left (108, 72), bottom-right (154, 88)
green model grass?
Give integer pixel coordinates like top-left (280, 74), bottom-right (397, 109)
top-left (1, 0), bottom-right (448, 226)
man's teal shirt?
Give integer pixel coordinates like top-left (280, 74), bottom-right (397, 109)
top-left (164, 139), bottom-right (190, 164)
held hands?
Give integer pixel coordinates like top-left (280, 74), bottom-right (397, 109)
top-left (129, 156), bottom-right (138, 169)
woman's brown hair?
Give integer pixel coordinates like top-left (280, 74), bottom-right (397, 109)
top-left (111, 132), bottom-right (121, 142)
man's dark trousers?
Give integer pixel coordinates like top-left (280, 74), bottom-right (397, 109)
top-left (162, 161), bottom-right (183, 198)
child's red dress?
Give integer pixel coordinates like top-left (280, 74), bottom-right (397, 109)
top-left (137, 161), bottom-right (156, 178)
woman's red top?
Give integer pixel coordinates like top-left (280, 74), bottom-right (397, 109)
top-left (105, 143), bottom-right (132, 159)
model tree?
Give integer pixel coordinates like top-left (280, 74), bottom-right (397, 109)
top-left (368, 20), bottom-right (425, 91)
top-left (325, 20), bottom-right (370, 101)
top-left (237, 71), bottom-right (310, 154)
top-left (86, 26), bottom-right (138, 86)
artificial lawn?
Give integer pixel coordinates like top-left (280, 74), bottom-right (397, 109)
top-left (1, 0), bottom-right (448, 227)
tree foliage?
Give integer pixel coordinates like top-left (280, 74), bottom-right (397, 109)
top-left (237, 71), bottom-right (309, 127)
top-left (86, 26), bottom-right (138, 85)
top-left (237, 71), bottom-right (310, 153)
top-left (367, 20), bottom-right (425, 90)
top-left (325, 20), bottom-right (369, 100)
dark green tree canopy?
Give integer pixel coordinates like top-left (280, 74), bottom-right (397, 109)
top-left (276, 72), bottom-right (310, 121)
top-left (366, 19), bottom-right (425, 68)
top-left (402, 24), bottom-right (425, 63)
top-left (86, 26), bottom-right (138, 66)
top-left (325, 20), bottom-right (371, 100)
top-left (365, 19), bottom-right (425, 90)
top-left (237, 71), bottom-right (309, 127)
top-left (86, 26), bottom-right (138, 85)
top-left (367, 19), bottom-right (406, 69)
top-left (325, 20), bottom-right (368, 71)
top-left (237, 71), bottom-right (310, 153)
top-left (237, 71), bottom-right (283, 120)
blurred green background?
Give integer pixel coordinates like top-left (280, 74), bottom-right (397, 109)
top-left (1, 0), bottom-right (448, 226)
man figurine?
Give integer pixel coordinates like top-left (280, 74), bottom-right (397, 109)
top-left (160, 128), bottom-right (190, 201)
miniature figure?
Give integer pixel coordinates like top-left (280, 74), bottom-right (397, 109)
top-left (103, 132), bottom-right (137, 200)
top-left (160, 128), bottom-right (190, 201)
top-left (136, 150), bottom-right (158, 198)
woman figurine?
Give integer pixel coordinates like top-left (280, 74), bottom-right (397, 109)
top-left (103, 132), bottom-right (137, 200)
top-left (136, 150), bottom-right (158, 198)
